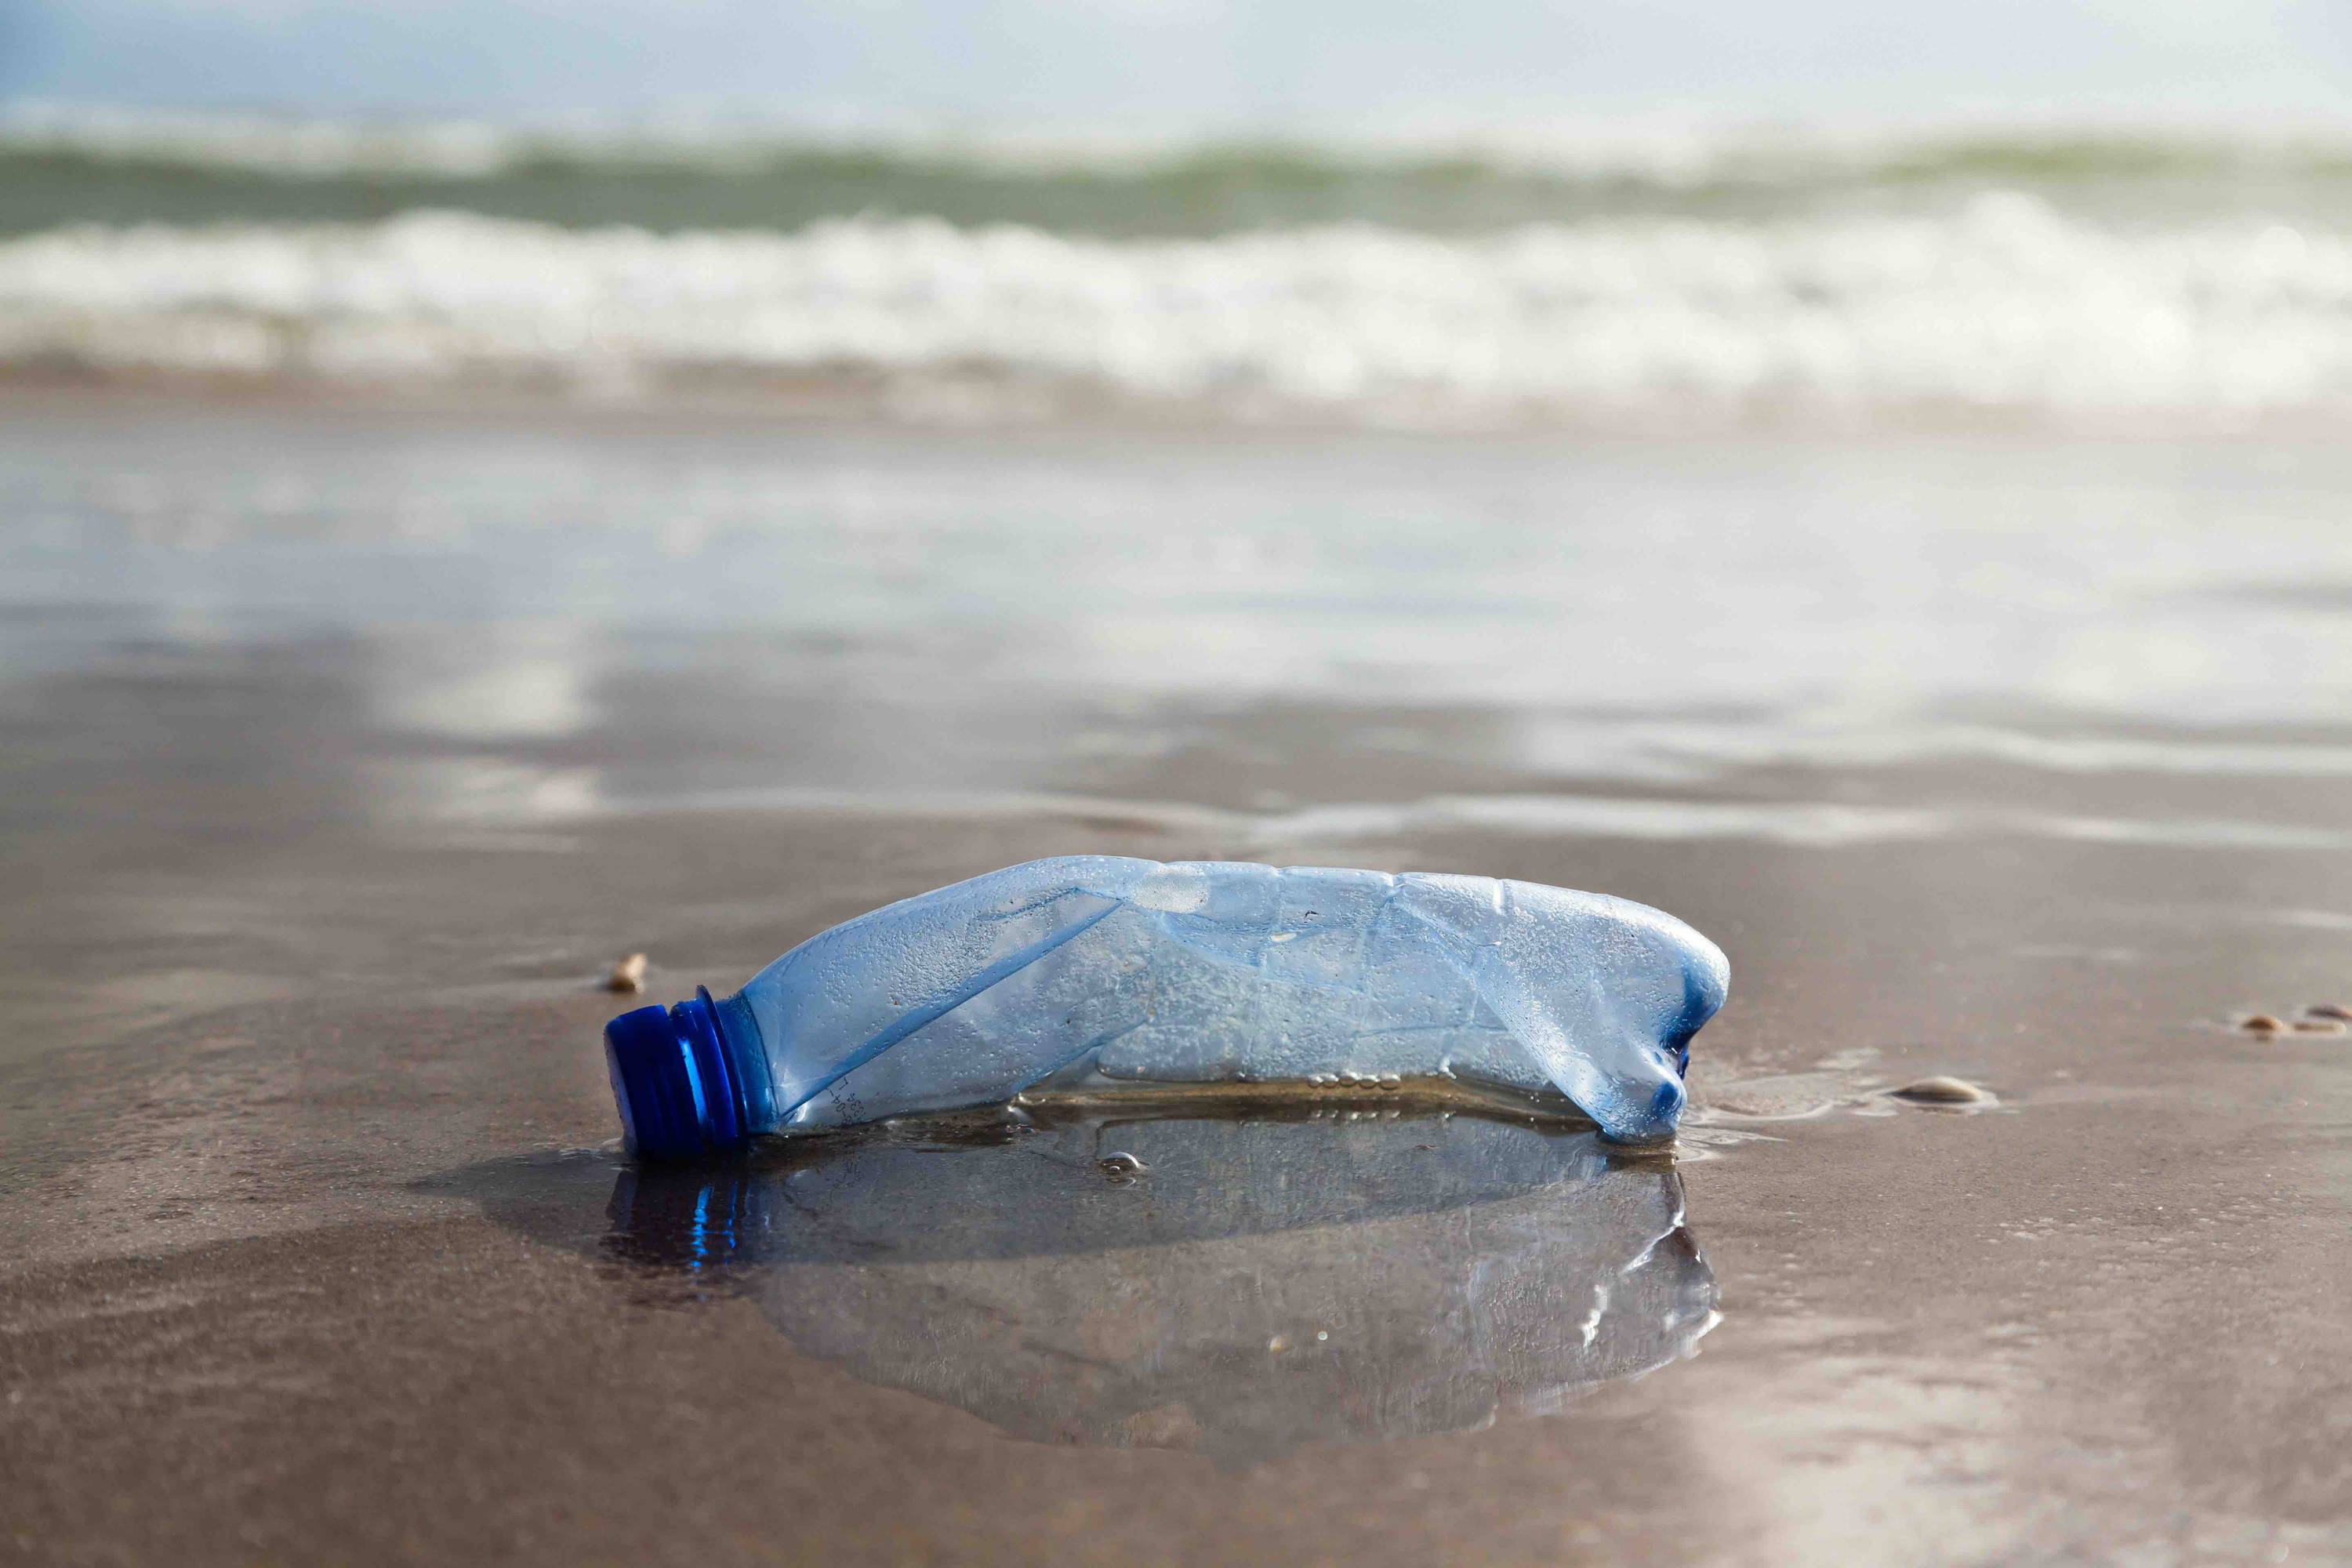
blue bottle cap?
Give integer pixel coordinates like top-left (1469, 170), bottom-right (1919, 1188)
top-left (604, 993), bottom-right (756, 1160)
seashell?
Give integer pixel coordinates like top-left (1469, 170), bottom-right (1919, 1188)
top-left (1890, 1075), bottom-right (1991, 1105)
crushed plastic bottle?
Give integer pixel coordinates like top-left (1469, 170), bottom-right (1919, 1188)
top-left (603, 855), bottom-right (1728, 1156)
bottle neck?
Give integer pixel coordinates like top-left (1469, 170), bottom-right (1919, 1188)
top-left (703, 986), bottom-right (780, 1138)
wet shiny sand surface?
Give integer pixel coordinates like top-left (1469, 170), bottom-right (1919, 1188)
top-left (3, 401), bottom-right (2350, 1565)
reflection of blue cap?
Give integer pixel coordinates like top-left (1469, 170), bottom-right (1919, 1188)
top-left (604, 989), bottom-right (770, 1160)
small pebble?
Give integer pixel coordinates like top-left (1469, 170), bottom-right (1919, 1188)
top-left (1098, 1152), bottom-right (1147, 1178)
top-left (2292, 1018), bottom-right (2346, 1035)
top-left (2306, 1004), bottom-right (2352, 1021)
top-left (2241, 1014), bottom-right (2287, 1034)
top-left (1890, 1075), bottom-right (1991, 1105)
top-left (605, 953), bottom-right (648, 993)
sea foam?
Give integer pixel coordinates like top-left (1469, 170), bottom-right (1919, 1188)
top-left (5, 196), bottom-right (2351, 426)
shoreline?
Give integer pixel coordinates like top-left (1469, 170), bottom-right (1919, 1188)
top-left (6, 370), bottom-right (2352, 443)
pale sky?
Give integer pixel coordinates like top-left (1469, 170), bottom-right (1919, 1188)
top-left (4, 0), bottom-right (2350, 134)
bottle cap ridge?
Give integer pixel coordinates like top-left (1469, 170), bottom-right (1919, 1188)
top-left (605, 995), bottom-right (750, 1160)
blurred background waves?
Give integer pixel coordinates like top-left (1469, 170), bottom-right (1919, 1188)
top-left (5, 0), bottom-right (2352, 431)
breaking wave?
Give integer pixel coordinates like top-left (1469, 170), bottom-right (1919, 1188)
top-left (6, 195), bottom-right (2352, 426)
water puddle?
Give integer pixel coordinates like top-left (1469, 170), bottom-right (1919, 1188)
top-left (441, 1103), bottom-right (1716, 1464)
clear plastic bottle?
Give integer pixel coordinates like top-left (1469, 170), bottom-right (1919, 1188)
top-left (603, 855), bottom-right (1727, 1156)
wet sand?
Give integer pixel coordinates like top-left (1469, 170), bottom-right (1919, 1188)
top-left (3, 402), bottom-right (2350, 1564)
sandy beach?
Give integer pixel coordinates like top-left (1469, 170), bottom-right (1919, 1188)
top-left (2, 397), bottom-right (2347, 1563)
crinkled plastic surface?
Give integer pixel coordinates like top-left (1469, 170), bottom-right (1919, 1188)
top-left (735, 856), bottom-right (1727, 1143)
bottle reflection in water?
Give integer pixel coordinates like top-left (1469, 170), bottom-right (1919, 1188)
top-left (604, 1105), bottom-right (1716, 1463)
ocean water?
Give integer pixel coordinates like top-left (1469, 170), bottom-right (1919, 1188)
top-left (9, 408), bottom-right (2352, 856)
top-left (10, 118), bottom-right (2352, 848)
top-left (8, 122), bottom-right (2352, 429)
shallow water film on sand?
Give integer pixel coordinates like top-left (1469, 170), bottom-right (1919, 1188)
top-left (2, 401), bottom-right (2349, 1563)
top-left (450, 1106), bottom-right (1715, 1465)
